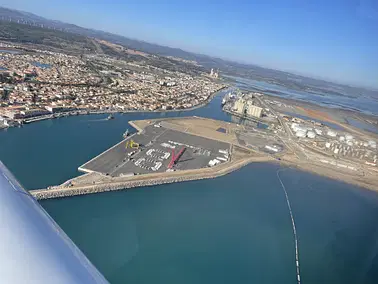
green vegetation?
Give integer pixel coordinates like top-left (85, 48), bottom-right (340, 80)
top-left (0, 21), bottom-right (96, 53)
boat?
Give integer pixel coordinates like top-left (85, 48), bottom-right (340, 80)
top-left (122, 129), bottom-right (129, 138)
top-left (221, 98), bottom-right (227, 105)
top-left (107, 114), bottom-right (114, 120)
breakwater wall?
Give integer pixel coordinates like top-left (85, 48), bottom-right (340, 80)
top-left (30, 157), bottom-right (260, 200)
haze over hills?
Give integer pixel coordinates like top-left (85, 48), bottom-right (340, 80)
top-left (1, 6), bottom-right (377, 99)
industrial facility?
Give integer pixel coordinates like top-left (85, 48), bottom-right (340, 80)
top-left (232, 98), bottom-right (263, 118)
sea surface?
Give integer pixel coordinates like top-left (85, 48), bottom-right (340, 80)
top-left (31, 61), bottom-right (52, 69)
top-left (1, 89), bottom-right (378, 283)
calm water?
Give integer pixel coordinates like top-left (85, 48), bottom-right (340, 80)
top-left (227, 75), bottom-right (378, 115)
top-left (31, 61), bottom-right (52, 69)
top-left (283, 111), bottom-right (345, 131)
top-left (346, 118), bottom-right (378, 135)
top-left (1, 89), bottom-right (378, 283)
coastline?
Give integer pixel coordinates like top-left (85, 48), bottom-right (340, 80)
top-left (279, 158), bottom-right (378, 193)
top-left (1, 86), bottom-right (228, 129)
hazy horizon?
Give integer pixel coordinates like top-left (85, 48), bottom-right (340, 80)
top-left (1, 0), bottom-right (377, 90)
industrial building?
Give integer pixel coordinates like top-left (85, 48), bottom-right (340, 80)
top-left (233, 98), bottom-right (263, 118)
top-left (233, 99), bottom-right (246, 114)
top-left (246, 104), bottom-right (263, 118)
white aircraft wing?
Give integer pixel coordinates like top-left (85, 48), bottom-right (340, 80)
top-left (0, 161), bottom-right (109, 284)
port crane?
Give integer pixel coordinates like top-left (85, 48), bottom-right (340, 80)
top-left (125, 139), bottom-right (139, 149)
top-left (168, 147), bottom-right (186, 169)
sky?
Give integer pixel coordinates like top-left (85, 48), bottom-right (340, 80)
top-left (1, 0), bottom-right (378, 89)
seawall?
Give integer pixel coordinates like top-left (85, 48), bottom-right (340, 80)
top-left (30, 156), bottom-right (265, 200)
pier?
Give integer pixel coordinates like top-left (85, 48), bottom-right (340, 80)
top-left (29, 116), bottom-right (281, 200)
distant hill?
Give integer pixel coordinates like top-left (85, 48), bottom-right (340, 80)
top-left (0, 7), bottom-right (211, 62)
top-left (1, 6), bottom-right (376, 97)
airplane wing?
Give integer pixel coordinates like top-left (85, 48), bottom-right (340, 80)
top-left (0, 161), bottom-right (109, 284)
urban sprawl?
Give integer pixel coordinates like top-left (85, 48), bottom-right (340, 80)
top-left (0, 43), bottom-right (224, 128)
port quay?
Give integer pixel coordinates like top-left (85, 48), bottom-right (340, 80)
top-left (30, 117), bottom-right (274, 200)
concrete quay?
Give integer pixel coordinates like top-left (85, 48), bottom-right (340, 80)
top-left (30, 156), bottom-right (271, 200)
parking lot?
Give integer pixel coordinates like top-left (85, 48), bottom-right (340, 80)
top-left (80, 122), bottom-right (231, 177)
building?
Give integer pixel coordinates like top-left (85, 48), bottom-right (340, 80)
top-left (209, 68), bottom-right (219, 79)
top-left (45, 105), bottom-right (75, 113)
top-left (1, 106), bottom-right (25, 119)
top-left (233, 99), bottom-right (246, 114)
top-left (246, 104), bottom-right (263, 118)
top-left (20, 108), bottom-right (50, 118)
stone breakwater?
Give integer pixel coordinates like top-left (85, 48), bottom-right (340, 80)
top-left (30, 157), bottom-right (259, 200)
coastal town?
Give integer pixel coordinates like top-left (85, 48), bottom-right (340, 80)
top-left (0, 42), bottom-right (225, 128)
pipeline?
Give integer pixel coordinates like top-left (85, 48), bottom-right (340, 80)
top-left (277, 168), bottom-right (301, 284)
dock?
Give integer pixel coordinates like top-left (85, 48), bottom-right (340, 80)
top-left (31, 116), bottom-right (274, 199)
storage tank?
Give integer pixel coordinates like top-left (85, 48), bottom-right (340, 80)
top-left (325, 142), bottom-right (331, 148)
top-left (327, 130), bottom-right (337, 137)
top-left (315, 129), bottom-right (323, 135)
top-left (306, 131), bottom-right (316, 139)
top-left (345, 134), bottom-right (354, 141)
top-left (339, 136), bottom-right (345, 142)
top-left (368, 140), bottom-right (377, 149)
top-left (295, 130), bottom-right (307, 138)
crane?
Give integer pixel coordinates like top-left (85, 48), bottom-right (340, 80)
top-left (168, 147), bottom-right (186, 169)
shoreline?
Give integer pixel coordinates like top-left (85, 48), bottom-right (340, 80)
top-left (1, 86), bottom-right (228, 129)
top-left (279, 158), bottom-right (378, 193)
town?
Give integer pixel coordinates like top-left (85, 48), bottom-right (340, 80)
top-left (0, 42), bottom-right (225, 128)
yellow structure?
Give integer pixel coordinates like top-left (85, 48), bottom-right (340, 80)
top-left (125, 140), bottom-right (139, 149)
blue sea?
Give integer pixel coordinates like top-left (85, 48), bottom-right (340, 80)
top-left (1, 89), bottom-right (378, 283)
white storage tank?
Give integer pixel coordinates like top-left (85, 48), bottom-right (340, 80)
top-left (345, 134), bottom-right (354, 141)
top-left (325, 142), bottom-right (331, 148)
top-left (295, 130), bottom-right (307, 138)
top-left (306, 131), bottom-right (316, 139)
top-left (291, 123), bottom-right (299, 131)
top-left (339, 136), bottom-right (345, 142)
top-left (327, 130), bottom-right (337, 137)
top-left (368, 140), bottom-right (377, 149)
top-left (315, 129), bottom-right (323, 135)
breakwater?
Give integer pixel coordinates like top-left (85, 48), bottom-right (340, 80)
top-left (30, 156), bottom-right (269, 200)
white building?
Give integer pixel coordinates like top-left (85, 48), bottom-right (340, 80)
top-left (247, 105), bottom-right (263, 118)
